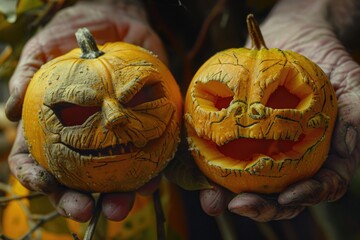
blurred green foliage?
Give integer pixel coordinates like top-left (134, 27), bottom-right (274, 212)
top-left (0, 0), bottom-right (77, 83)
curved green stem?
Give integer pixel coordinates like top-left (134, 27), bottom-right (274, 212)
top-left (247, 14), bottom-right (268, 50)
top-left (75, 28), bottom-right (104, 59)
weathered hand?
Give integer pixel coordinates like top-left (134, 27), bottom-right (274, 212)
top-left (5, 1), bottom-right (166, 121)
top-left (200, 0), bottom-right (360, 222)
top-left (6, 1), bottom-right (166, 222)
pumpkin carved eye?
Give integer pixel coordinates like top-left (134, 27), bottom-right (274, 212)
top-left (194, 81), bottom-right (234, 111)
top-left (265, 86), bottom-right (300, 109)
top-left (264, 67), bottom-right (314, 110)
top-left (125, 81), bottom-right (165, 108)
top-left (215, 96), bottom-right (233, 110)
top-left (53, 103), bottom-right (101, 126)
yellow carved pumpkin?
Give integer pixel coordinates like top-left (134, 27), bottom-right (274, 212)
top-left (22, 28), bottom-right (182, 193)
top-left (184, 15), bottom-right (337, 194)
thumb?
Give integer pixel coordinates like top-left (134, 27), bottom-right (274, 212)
top-left (331, 59), bottom-right (360, 160)
top-left (333, 93), bottom-right (359, 158)
top-left (5, 35), bottom-right (46, 121)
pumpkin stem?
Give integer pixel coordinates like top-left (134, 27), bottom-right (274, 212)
top-left (246, 14), bottom-right (268, 50)
top-left (75, 28), bottom-right (104, 59)
top-left (83, 194), bottom-right (103, 240)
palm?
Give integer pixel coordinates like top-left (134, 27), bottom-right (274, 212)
top-left (200, 0), bottom-right (360, 221)
top-left (258, 1), bottom-right (360, 205)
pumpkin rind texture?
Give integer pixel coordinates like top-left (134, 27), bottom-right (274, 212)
top-left (184, 20), bottom-right (337, 194)
top-left (22, 39), bottom-right (182, 193)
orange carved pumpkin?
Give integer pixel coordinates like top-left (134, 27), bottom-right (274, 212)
top-left (22, 28), bottom-right (182, 193)
top-left (184, 15), bottom-right (337, 194)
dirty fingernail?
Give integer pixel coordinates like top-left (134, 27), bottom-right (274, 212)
top-left (5, 93), bottom-right (21, 121)
top-left (58, 192), bottom-right (94, 222)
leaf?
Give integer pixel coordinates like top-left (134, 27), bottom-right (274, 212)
top-left (164, 138), bottom-right (212, 191)
top-left (0, 43), bottom-right (11, 64)
top-left (0, 0), bottom-right (45, 23)
top-left (16, 0), bottom-right (44, 15)
top-left (0, 0), bottom-right (17, 23)
top-left (0, 42), bottom-right (22, 81)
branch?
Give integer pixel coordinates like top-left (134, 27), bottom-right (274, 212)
top-left (186, 0), bottom-right (228, 61)
top-left (153, 189), bottom-right (166, 240)
top-left (19, 211), bottom-right (60, 240)
top-left (215, 211), bottom-right (237, 240)
top-left (83, 194), bottom-right (104, 240)
top-left (183, 0), bottom-right (228, 86)
top-left (0, 211), bottom-right (60, 240)
top-left (0, 192), bottom-right (44, 206)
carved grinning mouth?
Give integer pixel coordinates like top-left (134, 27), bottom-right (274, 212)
top-left (217, 135), bottom-right (303, 161)
top-left (65, 142), bottom-right (137, 158)
top-left (216, 129), bottom-right (323, 162)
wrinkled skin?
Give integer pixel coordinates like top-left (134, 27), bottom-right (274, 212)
top-left (6, 0), bottom-right (166, 222)
top-left (6, 0), bottom-right (360, 223)
top-left (199, 0), bottom-right (360, 222)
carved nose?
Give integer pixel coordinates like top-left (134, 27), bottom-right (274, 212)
top-left (230, 101), bottom-right (247, 117)
top-left (249, 103), bottom-right (267, 120)
top-left (103, 98), bottom-right (128, 129)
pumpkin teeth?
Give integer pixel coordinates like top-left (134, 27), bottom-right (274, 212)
top-left (216, 134), bottom-right (307, 161)
top-left (65, 142), bottom-right (137, 157)
top-left (120, 145), bottom-right (125, 154)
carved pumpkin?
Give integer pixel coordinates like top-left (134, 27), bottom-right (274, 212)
top-left (184, 15), bottom-right (337, 194)
top-left (22, 28), bottom-right (182, 193)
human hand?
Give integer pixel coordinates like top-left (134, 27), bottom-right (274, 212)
top-left (6, 0), bottom-right (166, 222)
top-left (199, 0), bottom-right (360, 222)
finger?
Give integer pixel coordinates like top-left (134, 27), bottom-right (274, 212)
top-left (102, 192), bottom-right (135, 221)
top-left (48, 189), bottom-right (95, 222)
top-left (122, 18), bottom-right (168, 64)
top-left (5, 36), bottom-right (46, 121)
top-left (137, 175), bottom-right (161, 196)
top-left (49, 4), bottom-right (129, 46)
top-left (199, 183), bottom-right (233, 216)
top-left (8, 122), bottom-right (60, 193)
top-left (332, 92), bottom-right (359, 158)
top-left (279, 154), bottom-right (350, 206)
top-left (51, 2), bottom-right (137, 46)
top-left (228, 193), bottom-right (305, 222)
top-left (9, 124), bottom-right (95, 223)
top-left (278, 161), bottom-right (349, 206)
top-left (326, 49), bottom-right (360, 159)
top-left (143, 32), bottom-right (168, 65)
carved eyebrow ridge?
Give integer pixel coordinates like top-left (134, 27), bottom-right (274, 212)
top-left (45, 85), bottom-right (100, 106)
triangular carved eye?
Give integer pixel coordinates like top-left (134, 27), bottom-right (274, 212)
top-left (265, 86), bottom-right (300, 109)
top-left (124, 82), bottom-right (165, 108)
top-left (53, 103), bottom-right (101, 126)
